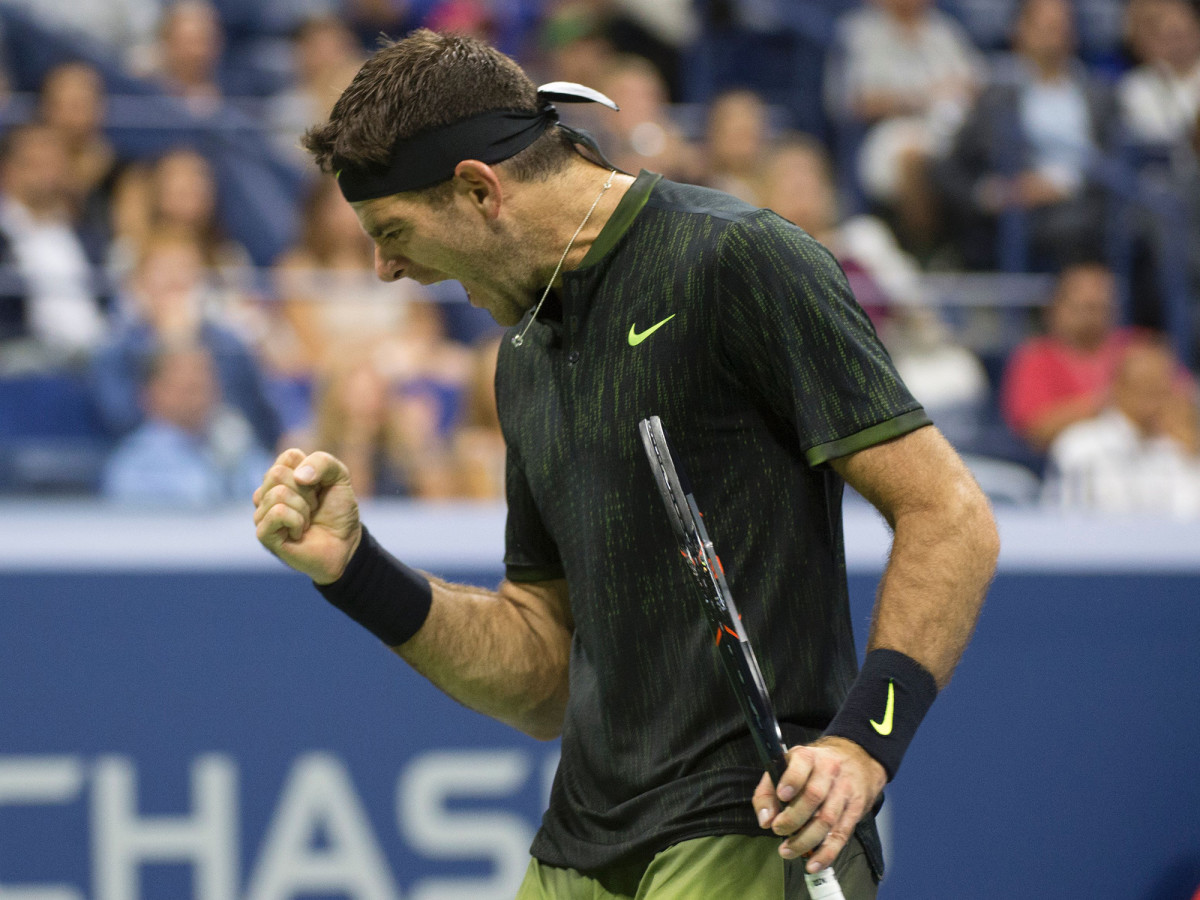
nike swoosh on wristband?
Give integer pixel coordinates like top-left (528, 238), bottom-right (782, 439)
top-left (870, 680), bottom-right (895, 736)
top-left (627, 314), bottom-right (676, 346)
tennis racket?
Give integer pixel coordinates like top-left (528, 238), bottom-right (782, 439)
top-left (638, 415), bottom-right (845, 900)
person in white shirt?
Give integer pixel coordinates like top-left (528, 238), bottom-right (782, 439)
top-left (0, 123), bottom-right (108, 363)
top-left (1043, 338), bottom-right (1200, 517)
top-left (825, 0), bottom-right (985, 250)
top-left (1117, 0), bottom-right (1200, 146)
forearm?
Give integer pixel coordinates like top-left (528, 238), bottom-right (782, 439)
top-left (395, 577), bottom-right (572, 740)
top-left (868, 475), bottom-right (999, 688)
top-left (258, 453), bottom-right (573, 741)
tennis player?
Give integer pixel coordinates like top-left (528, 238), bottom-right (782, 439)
top-left (253, 29), bottom-right (1000, 900)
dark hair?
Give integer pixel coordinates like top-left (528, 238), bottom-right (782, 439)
top-left (302, 29), bottom-right (575, 194)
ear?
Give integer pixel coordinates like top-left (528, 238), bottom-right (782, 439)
top-left (452, 160), bottom-right (502, 221)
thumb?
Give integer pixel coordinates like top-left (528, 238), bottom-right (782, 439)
top-left (294, 451), bottom-right (350, 489)
top-left (752, 770), bottom-right (779, 829)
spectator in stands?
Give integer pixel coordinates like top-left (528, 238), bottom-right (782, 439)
top-left (90, 234), bottom-right (282, 452)
top-left (309, 353), bottom-right (411, 499)
top-left (1122, 102), bottom-right (1200, 337)
top-left (603, 0), bottom-right (698, 103)
top-left (380, 297), bottom-right (474, 476)
top-left (1001, 263), bottom-right (1140, 452)
top-left (762, 133), bottom-right (989, 441)
top-left (0, 123), bottom-right (108, 368)
top-left (110, 148), bottom-right (253, 312)
top-left (35, 61), bottom-right (122, 250)
top-left (271, 176), bottom-right (421, 378)
top-left (139, 0), bottom-right (226, 116)
top-left (268, 15), bottom-right (364, 169)
top-left (1117, 0), bottom-right (1200, 147)
top-left (308, 302), bottom-right (475, 501)
top-left (933, 0), bottom-right (1117, 271)
top-left (1042, 338), bottom-right (1200, 516)
top-left (531, 2), bottom-right (614, 100)
top-left (4, 0), bottom-right (160, 71)
top-left (102, 342), bottom-right (273, 507)
top-left (450, 334), bottom-right (507, 499)
top-left (592, 54), bottom-right (701, 184)
top-left (825, 0), bottom-right (985, 256)
top-left (700, 89), bottom-right (771, 205)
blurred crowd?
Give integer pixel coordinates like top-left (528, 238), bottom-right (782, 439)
top-left (0, 0), bottom-right (1199, 517)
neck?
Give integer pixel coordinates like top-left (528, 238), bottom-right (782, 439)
top-left (525, 163), bottom-right (632, 289)
top-left (507, 163), bottom-right (631, 348)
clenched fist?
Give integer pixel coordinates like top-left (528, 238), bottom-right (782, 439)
top-left (253, 448), bottom-right (362, 583)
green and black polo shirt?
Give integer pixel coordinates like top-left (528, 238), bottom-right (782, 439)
top-left (495, 171), bottom-right (930, 875)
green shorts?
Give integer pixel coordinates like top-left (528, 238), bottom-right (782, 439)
top-left (515, 832), bottom-right (879, 900)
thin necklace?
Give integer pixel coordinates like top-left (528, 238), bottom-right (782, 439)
top-left (511, 169), bottom-right (617, 348)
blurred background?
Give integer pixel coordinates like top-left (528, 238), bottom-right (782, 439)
top-left (0, 0), bottom-right (1198, 897)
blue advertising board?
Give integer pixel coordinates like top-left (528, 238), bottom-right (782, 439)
top-left (2, 503), bottom-right (1199, 899)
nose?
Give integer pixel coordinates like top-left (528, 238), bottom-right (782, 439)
top-left (374, 245), bottom-right (404, 282)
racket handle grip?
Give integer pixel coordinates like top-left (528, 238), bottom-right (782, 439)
top-left (803, 867), bottom-right (846, 900)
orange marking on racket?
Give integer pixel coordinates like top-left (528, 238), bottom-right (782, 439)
top-left (714, 623), bottom-right (739, 645)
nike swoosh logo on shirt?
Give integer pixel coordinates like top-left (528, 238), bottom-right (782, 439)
top-left (627, 315), bottom-right (676, 346)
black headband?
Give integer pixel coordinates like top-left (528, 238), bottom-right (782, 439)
top-left (333, 82), bottom-right (619, 202)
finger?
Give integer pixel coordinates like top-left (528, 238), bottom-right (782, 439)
top-left (253, 484), bottom-right (314, 529)
top-left (257, 509), bottom-right (295, 554)
top-left (258, 502), bottom-right (308, 544)
top-left (773, 755), bottom-right (839, 837)
top-left (804, 794), bottom-right (866, 874)
top-left (294, 451), bottom-right (350, 489)
top-left (774, 746), bottom-right (815, 808)
top-left (276, 447), bottom-right (308, 468)
top-left (780, 791), bottom-right (847, 861)
top-left (751, 771), bottom-right (779, 829)
top-left (255, 449), bottom-right (312, 506)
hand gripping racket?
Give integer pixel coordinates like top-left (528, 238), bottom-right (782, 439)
top-left (638, 416), bottom-right (845, 900)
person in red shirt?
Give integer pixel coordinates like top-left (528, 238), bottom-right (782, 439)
top-left (1001, 263), bottom-right (1136, 452)
top-left (1002, 262), bottom-right (1196, 453)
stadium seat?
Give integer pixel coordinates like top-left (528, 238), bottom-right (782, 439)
top-left (0, 374), bottom-right (112, 494)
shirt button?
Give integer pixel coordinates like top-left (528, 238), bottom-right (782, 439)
top-left (567, 350), bottom-right (581, 365)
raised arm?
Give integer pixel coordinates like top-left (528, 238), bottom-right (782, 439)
top-left (254, 448), bottom-right (573, 741)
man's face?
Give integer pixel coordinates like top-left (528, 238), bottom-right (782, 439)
top-left (40, 65), bottom-right (105, 137)
top-left (2, 129), bottom-right (70, 210)
top-left (1145, 1), bottom-right (1200, 71)
top-left (1016, 0), bottom-right (1075, 64)
top-left (146, 348), bottom-right (217, 434)
top-left (1113, 345), bottom-right (1174, 436)
top-left (353, 187), bottom-right (530, 327)
top-left (1049, 266), bottom-right (1114, 350)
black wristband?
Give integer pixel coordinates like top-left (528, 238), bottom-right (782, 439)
top-left (313, 526), bottom-right (432, 647)
top-left (824, 649), bottom-right (939, 781)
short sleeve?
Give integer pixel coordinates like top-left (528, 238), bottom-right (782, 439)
top-left (715, 212), bottom-right (929, 466)
top-left (502, 443), bottom-right (566, 582)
